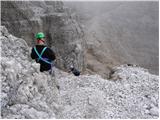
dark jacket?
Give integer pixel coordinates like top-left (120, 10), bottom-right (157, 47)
top-left (31, 45), bottom-right (56, 72)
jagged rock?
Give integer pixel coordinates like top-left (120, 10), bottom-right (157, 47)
top-left (1, 26), bottom-right (59, 118)
top-left (1, 1), bottom-right (85, 71)
top-left (0, 26), bottom-right (159, 119)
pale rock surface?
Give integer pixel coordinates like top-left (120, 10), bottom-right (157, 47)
top-left (1, 1), bottom-right (85, 71)
top-left (1, 26), bottom-right (159, 119)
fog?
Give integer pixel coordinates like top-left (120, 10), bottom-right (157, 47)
top-left (64, 1), bottom-right (159, 76)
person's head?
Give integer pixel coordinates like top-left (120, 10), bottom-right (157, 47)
top-left (35, 32), bottom-right (45, 44)
top-left (70, 65), bottom-right (74, 71)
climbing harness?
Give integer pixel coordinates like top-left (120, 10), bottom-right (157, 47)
top-left (34, 46), bottom-right (52, 65)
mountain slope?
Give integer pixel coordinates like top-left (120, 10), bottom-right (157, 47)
top-left (1, 1), bottom-right (85, 72)
top-left (1, 26), bottom-right (159, 119)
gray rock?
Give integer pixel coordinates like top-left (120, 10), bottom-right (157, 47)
top-left (1, 18), bottom-right (159, 119)
top-left (1, 1), bottom-right (85, 71)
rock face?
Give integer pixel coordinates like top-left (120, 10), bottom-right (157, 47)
top-left (2, 1), bottom-right (158, 79)
top-left (1, 26), bottom-right (159, 119)
top-left (1, 1), bottom-right (85, 71)
top-left (64, 2), bottom-right (159, 78)
top-left (1, 26), bottom-right (59, 119)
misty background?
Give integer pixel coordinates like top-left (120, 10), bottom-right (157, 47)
top-left (1, 1), bottom-right (159, 78)
top-left (64, 1), bottom-right (159, 77)
top-left (1, 1), bottom-right (159, 119)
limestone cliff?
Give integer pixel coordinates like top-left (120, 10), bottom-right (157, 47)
top-left (1, 1), bottom-right (85, 71)
top-left (1, 26), bottom-right (159, 119)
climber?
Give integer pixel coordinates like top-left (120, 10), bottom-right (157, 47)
top-left (31, 32), bottom-right (56, 74)
top-left (69, 65), bottom-right (80, 76)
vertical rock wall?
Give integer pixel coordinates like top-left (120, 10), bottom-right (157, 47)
top-left (1, 26), bottom-right (158, 119)
top-left (1, 1), bottom-right (85, 71)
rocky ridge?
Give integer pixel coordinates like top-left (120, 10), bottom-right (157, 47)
top-left (1, 26), bottom-right (159, 119)
top-left (1, 1), bottom-right (85, 72)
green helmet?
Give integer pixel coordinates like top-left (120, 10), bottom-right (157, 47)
top-left (36, 32), bottom-right (45, 39)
